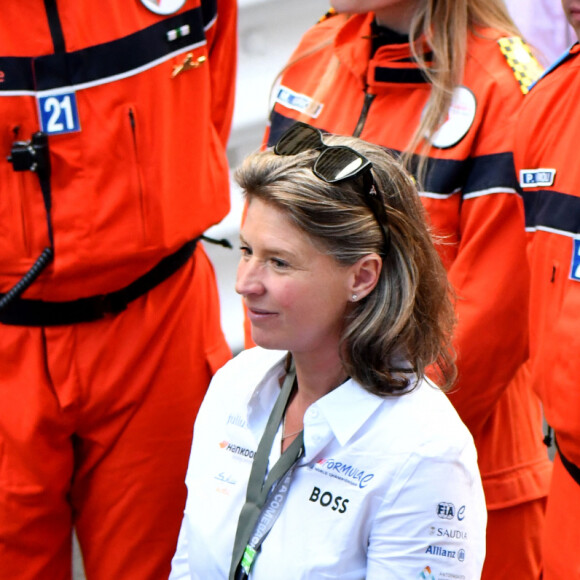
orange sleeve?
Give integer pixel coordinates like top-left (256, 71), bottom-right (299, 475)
top-left (207, 0), bottom-right (237, 147)
top-left (445, 187), bottom-right (530, 437)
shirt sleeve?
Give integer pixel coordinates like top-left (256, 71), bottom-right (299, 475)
top-left (366, 444), bottom-right (487, 579)
top-left (168, 517), bottom-right (192, 580)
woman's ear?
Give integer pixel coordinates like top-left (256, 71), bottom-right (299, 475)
top-left (349, 253), bottom-right (382, 301)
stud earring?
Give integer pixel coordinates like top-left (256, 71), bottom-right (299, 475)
top-left (351, 294), bottom-right (358, 302)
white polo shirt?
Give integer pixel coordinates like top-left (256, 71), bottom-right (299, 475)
top-left (170, 347), bottom-right (486, 580)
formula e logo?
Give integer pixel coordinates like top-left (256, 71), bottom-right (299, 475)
top-left (436, 502), bottom-right (466, 520)
top-left (140, 0), bottom-right (185, 14)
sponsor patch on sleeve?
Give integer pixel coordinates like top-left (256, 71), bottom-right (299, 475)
top-left (498, 37), bottom-right (544, 94)
top-left (570, 239), bottom-right (580, 282)
top-left (428, 86), bottom-right (476, 149)
top-left (519, 168), bottom-right (556, 188)
top-left (274, 85), bottom-right (323, 118)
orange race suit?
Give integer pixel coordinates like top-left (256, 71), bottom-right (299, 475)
top-left (263, 12), bottom-right (552, 579)
top-left (513, 43), bottom-right (580, 579)
top-left (0, 1), bottom-right (235, 579)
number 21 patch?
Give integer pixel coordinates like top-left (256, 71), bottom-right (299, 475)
top-left (37, 91), bottom-right (81, 135)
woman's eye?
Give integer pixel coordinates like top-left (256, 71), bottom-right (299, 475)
top-left (239, 245), bottom-right (252, 257)
top-left (271, 258), bottom-right (289, 269)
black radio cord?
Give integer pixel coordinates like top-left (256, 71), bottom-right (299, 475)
top-left (0, 248), bottom-right (53, 310)
top-left (0, 132), bottom-right (54, 312)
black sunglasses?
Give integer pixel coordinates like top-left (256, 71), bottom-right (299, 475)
top-left (274, 122), bottom-right (390, 254)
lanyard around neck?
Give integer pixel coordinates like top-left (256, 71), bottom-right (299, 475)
top-left (229, 364), bottom-right (304, 580)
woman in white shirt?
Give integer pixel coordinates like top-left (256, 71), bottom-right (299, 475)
top-left (170, 124), bottom-right (486, 579)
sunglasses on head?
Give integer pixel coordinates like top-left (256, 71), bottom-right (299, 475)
top-left (274, 122), bottom-right (390, 254)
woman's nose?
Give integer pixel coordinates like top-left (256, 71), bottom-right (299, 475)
top-left (235, 257), bottom-right (264, 296)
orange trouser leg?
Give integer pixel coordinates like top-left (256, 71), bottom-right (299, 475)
top-left (542, 454), bottom-right (580, 579)
top-left (0, 327), bottom-right (75, 580)
top-left (0, 248), bottom-right (231, 580)
top-left (481, 497), bottom-right (546, 580)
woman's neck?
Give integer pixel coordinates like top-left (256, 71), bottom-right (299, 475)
top-left (374, 4), bottom-right (417, 35)
top-left (292, 351), bottom-right (348, 407)
top-left (281, 352), bottom-right (348, 453)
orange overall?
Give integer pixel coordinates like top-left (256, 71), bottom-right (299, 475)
top-left (513, 43), bottom-right (580, 579)
top-left (261, 13), bottom-right (552, 578)
top-left (0, 1), bottom-right (236, 578)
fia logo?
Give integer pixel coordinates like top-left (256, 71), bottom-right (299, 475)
top-left (140, 0), bottom-right (185, 15)
top-left (437, 502), bottom-right (455, 519)
top-left (436, 502), bottom-right (466, 520)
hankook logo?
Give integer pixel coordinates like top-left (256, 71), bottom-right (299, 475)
top-left (219, 440), bottom-right (255, 459)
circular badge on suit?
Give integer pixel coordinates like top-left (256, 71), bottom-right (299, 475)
top-left (140, 0), bottom-right (186, 14)
top-left (429, 86), bottom-right (477, 149)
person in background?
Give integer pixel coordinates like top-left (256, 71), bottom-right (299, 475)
top-left (170, 126), bottom-right (487, 580)
top-left (258, 1), bottom-right (553, 578)
top-left (504, 0), bottom-right (576, 66)
top-left (0, 2), bottom-right (235, 579)
top-left (512, 0), bottom-right (580, 576)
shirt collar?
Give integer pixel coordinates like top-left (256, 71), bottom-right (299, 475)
top-left (244, 348), bottom-right (415, 451)
top-left (246, 350), bottom-right (288, 439)
top-left (307, 378), bottom-right (384, 447)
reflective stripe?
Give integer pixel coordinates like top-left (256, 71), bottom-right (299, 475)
top-left (525, 225), bottom-right (580, 238)
top-left (463, 187), bottom-right (519, 200)
top-left (523, 189), bottom-right (580, 235)
top-left (0, 4), bottom-right (216, 94)
top-left (419, 188), bottom-right (460, 200)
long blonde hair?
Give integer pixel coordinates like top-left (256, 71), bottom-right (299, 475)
top-left (405, 0), bottom-right (520, 179)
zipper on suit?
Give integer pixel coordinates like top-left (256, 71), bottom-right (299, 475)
top-left (43, 0), bottom-right (67, 53)
top-left (129, 108), bottom-right (148, 241)
top-left (353, 93), bottom-right (376, 137)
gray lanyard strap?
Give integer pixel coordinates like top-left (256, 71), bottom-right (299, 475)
top-left (238, 460), bottom-right (298, 578)
top-left (229, 365), bottom-right (304, 580)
